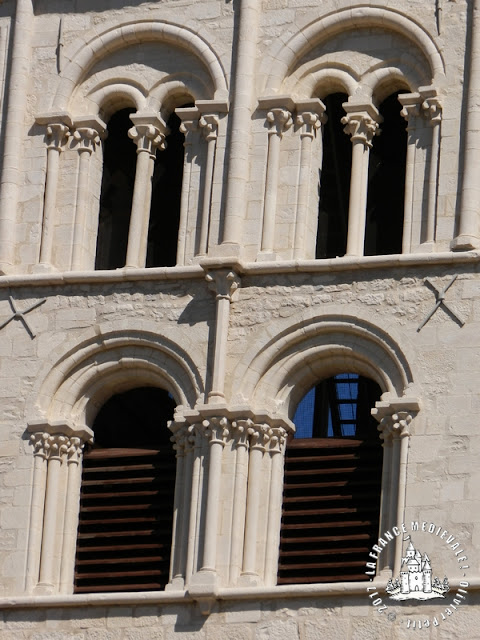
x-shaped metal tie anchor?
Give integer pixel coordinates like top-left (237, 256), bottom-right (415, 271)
top-left (417, 275), bottom-right (465, 332)
top-left (0, 295), bottom-right (47, 338)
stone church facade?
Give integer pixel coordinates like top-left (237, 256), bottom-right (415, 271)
top-left (0, 0), bottom-right (479, 638)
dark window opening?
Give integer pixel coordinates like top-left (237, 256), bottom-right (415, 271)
top-left (278, 374), bottom-right (383, 585)
top-left (147, 107), bottom-right (192, 268)
top-left (316, 94), bottom-right (352, 259)
top-left (95, 108), bottom-right (136, 270)
top-left (74, 387), bottom-right (176, 594)
top-left (365, 93), bottom-right (407, 256)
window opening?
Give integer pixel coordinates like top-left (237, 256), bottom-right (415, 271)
top-left (365, 93), bottom-right (407, 256)
top-left (316, 94), bottom-right (352, 259)
top-left (74, 387), bottom-right (176, 593)
top-left (278, 374), bottom-right (382, 584)
top-left (95, 108), bottom-right (136, 270)
top-left (147, 106), bottom-right (192, 267)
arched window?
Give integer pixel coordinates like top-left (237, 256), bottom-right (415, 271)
top-left (95, 108), bottom-right (137, 270)
top-left (278, 374), bottom-right (382, 584)
top-left (316, 93), bottom-right (352, 259)
top-left (365, 93), bottom-right (407, 256)
top-left (74, 387), bottom-right (176, 593)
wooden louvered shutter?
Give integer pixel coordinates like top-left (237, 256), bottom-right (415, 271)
top-left (74, 445), bottom-right (176, 593)
top-left (278, 436), bottom-right (383, 584)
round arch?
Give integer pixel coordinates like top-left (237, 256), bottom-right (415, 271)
top-left (231, 315), bottom-right (416, 420)
top-left (28, 326), bottom-right (205, 430)
top-left (53, 20), bottom-right (228, 112)
top-left (262, 7), bottom-right (445, 94)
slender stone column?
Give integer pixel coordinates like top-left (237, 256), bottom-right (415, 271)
top-left (198, 114), bottom-right (220, 256)
top-left (294, 100), bottom-right (326, 259)
top-left (399, 95), bottom-right (421, 254)
top-left (240, 424), bottom-right (271, 583)
top-left (229, 419), bottom-right (251, 584)
top-left (373, 400), bottom-right (419, 578)
top-left (200, 418), bottom-right (229, 573)
top-left (71, 117), bottom-right (106, 270)
top-left (25, 433), bottom-right (49, 592)
top-left (125, 114), bottom-right (167, 268)
top-left (176, 107), bottom-right (200, 266)
top-left (422, 94), bottom-right (442, 247)
top-left (342, 104), bottom-right (381, 257)
top-left (264, 427), bottom-right (287, 585)
top-left (186, 425), bottom-right (203, 584)
top-left (205, 268), bottom-right (241, 403)
top-left (35, 114), bottom-right (72, 271)
top-left (36, 434), bottom-right (69, 591)
top-left (167, 423), bottom-right (188, 588)
top-left (453, 0), bottom-right (480, 249)
top-left (59, 437), bottom-right (84, 594)
top-left (260, 105), bottom-right (293, 257)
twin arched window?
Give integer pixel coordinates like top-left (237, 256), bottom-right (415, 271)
top-left (94, 108), bottom-right (186, 271)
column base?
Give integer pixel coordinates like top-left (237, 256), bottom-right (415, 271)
top-left (451, 234), bottom-right (480, 251)
top-left (165, 576), bottom-right (185, 591)
top-left (257, 251), bottom-right (277, 262)
top-left (237, 572), bottom-right (262, 587)
top-left (32, 262), bottom-right (57, 274)
top-left (209, 243), bottom-right (241, 259)
top-left (34, 582), bottom-right (55, 595)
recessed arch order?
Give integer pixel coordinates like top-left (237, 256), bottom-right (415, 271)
top-left (263, 6), bottom-right (445, 94)
top-left (53, 20), bottom-right (229, 111)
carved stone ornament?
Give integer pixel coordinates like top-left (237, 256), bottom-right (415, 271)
top-left (205, 268), bottom-right (241, 301)
top-left (128, 123), bottom-right (167, 157)
top-left (342, 112), bottom-right (380, 148)
top-left (266, 108), bottom-right (293, 138)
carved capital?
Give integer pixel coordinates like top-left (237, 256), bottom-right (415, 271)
top-left (267, 108), bottom-right (293, 138)
top-left (268, 426), bottom-right (287, 454)
top-left (342, 112), bottom-right (380, 148)
top-left (377, 412), bottom-right (413, 442)
top-left (30, 433), bottom-right (70, 461)
top-left (72, 116), bottom-right (106, 154)
top-left (128, 123), bottom-right (167, 157)
top-left (422, 96), bottom-right (442, 125)
top-left (247, 423), bottom-right (271, 451)
top-left (66, 437), bottom-right (84, 465)
top-left (203, 416), bottom-right (230, 446)
top-left (205, 268), bottom-right (241, 302)
top-left (296, 110), bottom-right (326, 139)
top-left (30, 432), bottom-right (50, 459)
top-left (199, 114), bottom-right (219, 142)
top-left (232, 418), bottom-right (253, 449)
top-left (45, 123), bottom-right (70, 152)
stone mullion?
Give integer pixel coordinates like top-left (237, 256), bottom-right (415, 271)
top-left (261, 107), bottom-right (293, 255)
top-left (71, 118), bottom-right (105, 270)
top-left (59, 437), bottom-right (84, 594)
top-left (294, 100), bottom-right (326, 259)
top-left (241, 424), bottom-right (270, 583)
top-left (377, 429), bottom-right (394, 574)
top-left (25, 433), bottom-right (49, 592)
top-left (263, 427), bottom-right (287, 585)
top-left (35, 117), bottom-right (72, 270)
top-left (229, 419), bottom-right (251, 584)
top-left (342, 105), bottom-right (381, 257)
top-left (177, 108), bottom-right (200, 266)
top-left (126, 115), bottom-right (167, 268)
top-left (198, 114), bottom-right (219, 257)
